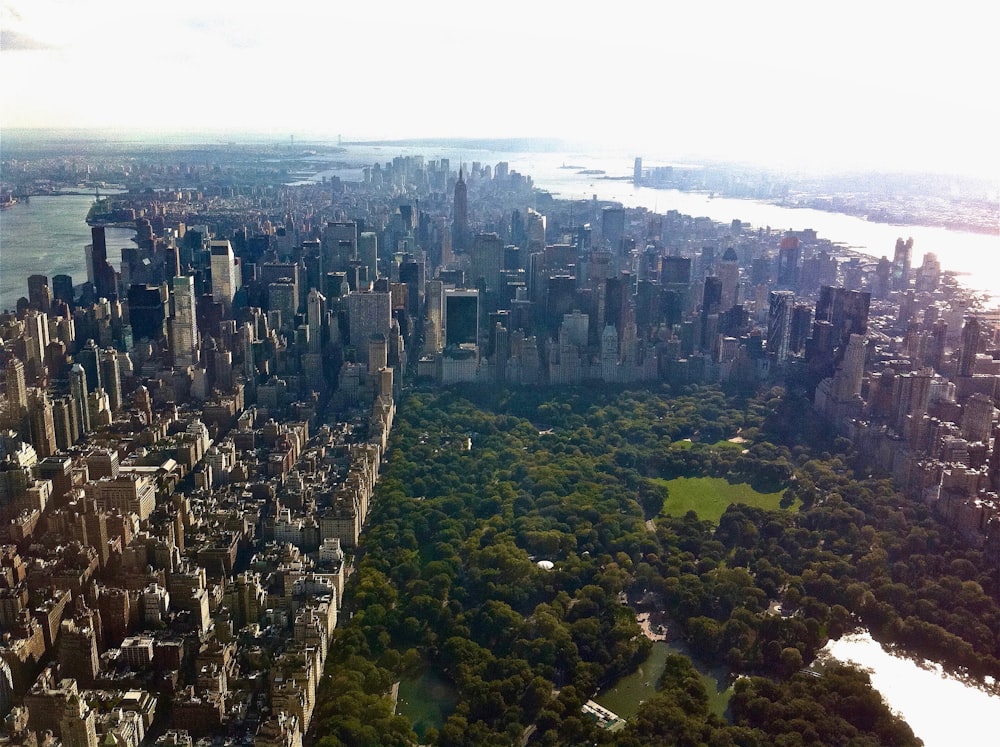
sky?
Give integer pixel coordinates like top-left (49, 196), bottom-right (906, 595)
top-left (2, 0), bottom-right (998, 178)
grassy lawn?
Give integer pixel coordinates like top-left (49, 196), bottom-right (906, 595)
top-left (669, 439), bottom-right (747, 450)
top-left (652, 476), bottom-right (789, 524)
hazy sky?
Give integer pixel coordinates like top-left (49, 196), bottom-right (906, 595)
top-left (2, 0), bottom-right (997, 177)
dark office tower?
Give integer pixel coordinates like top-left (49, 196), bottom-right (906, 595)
top-left (633, 157), bottom-right (643, 184)
top-left (661, 256), bottom-right (692, 285)
top-left (891, 237), bottom-right (913, 291)
top-left (767, 291), bottom-right (795, 361)
top-left (90, 226), bottom-right (117, 299)
top-left (100, 349), bottom-right (122, 413)
top-left (699, 246), bottom-right (716, 279)
top-left (546, 276), bottom-right (578, 337)
top-left (444, 290), bottom-right (479, 347)
top-left (750, 257), bottom-right (772, 286)
top-left (873, 256), bottom-right (892, 299)
top-left (322, 221), bottom-right (358, 275)
top-left (701, 276), bottom-right (723, 317)
top-left (28, 390), bottom-right (56, 457)
top-left (359, 232), bottom-right (378, 282)
top-left (777, 236), bottom-right (801, 289)
top-left (127, 283), bottom-right (168, 341)
top-left (398, 258), bottom-right (425, 320)
top-left (76, 340), bottom-right (101, 395)
top-left (816, 286), bottom-right (871, 343)
top-left (325, 271), bottom-right (349, 301)
top-left (470, 233), bottom-right (505, 294)
top-left (601, 208), bottom-right (626, 252)
top-left (958, 316), bottom-right (981, 377)
top-left (897, 290), bottom-right (916, 327)
top-left (789, 303), bottom-right (813, 355)
top-left (635, 280), bottom-right (659, 330)
top-left (27, 274), bottom-right (51, 312)
top-left (604, 275), bottom-right (628, 332)
top-left (46, 392), bottom-right (70, 449)
top-left (51, 274), bottom-right (75, 309)
top-left (70, 364), bottom-right (91, 436)
top-left (510, 209), bottom-right (526, 248)
top-left (927, 319), bottom-right (948, 372)
top-left (452, 168), bottom-right (470, 252)
top-left (842, 258), bottom-right (863, 291)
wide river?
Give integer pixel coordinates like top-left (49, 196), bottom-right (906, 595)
top-left (331, 143), bottom-right (1000, 305)
top-left (0, 194), bottom-right (135, 312)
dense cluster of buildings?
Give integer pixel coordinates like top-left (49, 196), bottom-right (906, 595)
top-left (0, 148), bottom-right (998, 744)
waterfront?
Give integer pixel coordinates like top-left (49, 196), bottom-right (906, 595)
top-left (3, 149), bottom-right (998, 311)
top-left (330, 143), bottom-right (1000, 305)
top-left (0, 194), bottom-right (135, 311)
top-left (822, 632), bottom-right (1000, 747)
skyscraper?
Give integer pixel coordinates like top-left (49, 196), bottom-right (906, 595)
top-left (767, 291), bottom-right (795, 362)
top-left (346, 290), bottom-right (392, 349)
top-left (444, 289), bottom-right (479, 348)
top-left (52, 274), bottom-right (75, 309)
top-left (891, 237), bottom-right (913, 291)
top-left (69, 364), bottom-right (91, 436)
top-left (127, 283), bottom-right (168, 342)
top-left (100, 349), bottom-right (122, 413)
top-left (322, 221), bottom-right (359, 275)
top-left (359, 231), bottom-right (378, 283)
top-left (170, 275), bottom-right (199, 368)
top-left (27, 274), bottom-right (51, 312)
top-left (831, 333), bottom-right (867, 402)
top-left (28, 390), bottom-right (57, 457)
top-left (958, 316), bottom-right (981, 377)
top-left (89, 226), bottom-right (118, 300)
top-left (452, 168), bottom-right (469, 252)
top-left (470, 233), bottom-right (504, 295)
top-left (75, 339), bottom-right (101, 395)
top-left (210, 240), bottom-right (239, 314)
top-left (718, 247), bottom-right (740, 311)
top-left (777, 236), bottom-right (800, 289)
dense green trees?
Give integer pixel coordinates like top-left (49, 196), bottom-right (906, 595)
top-left (313, 382), bottom-right (1000, 745)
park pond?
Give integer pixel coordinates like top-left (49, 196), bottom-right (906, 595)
top-left (820, 632), bottom-right (1000, 747)
top-left (594, 640), bottom-right (732, 721)
top-left (396, 669), bottom-right (458, 740)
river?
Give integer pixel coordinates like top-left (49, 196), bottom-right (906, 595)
top-left (822, 632), bottom-right (1000, 747)
top-left (0, 194), bottom-right (135, 312)
top-left (329, 143), bottom-right (1000, 305)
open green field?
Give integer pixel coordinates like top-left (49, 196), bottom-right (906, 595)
top-left (652, 476), bottom-right (789, 524)
top-left (670, 438), bottom-right (747, 451)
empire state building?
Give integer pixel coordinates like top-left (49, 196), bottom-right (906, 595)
top-left (451, 167), bottom-right (469, 252)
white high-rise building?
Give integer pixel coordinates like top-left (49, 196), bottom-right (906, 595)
top-left (171, 275), bottom-right (199, 367)
top-left (210, 240), bottom-right (239, 314)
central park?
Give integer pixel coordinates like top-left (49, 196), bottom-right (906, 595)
top-left (311, 383), bottom-right (1000, 746)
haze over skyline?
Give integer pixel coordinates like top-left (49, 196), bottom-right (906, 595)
top-left (2, 0), bottom-right (998, 179)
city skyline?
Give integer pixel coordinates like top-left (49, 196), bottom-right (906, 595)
top-left (2, 0), bottom-right (998, 179)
